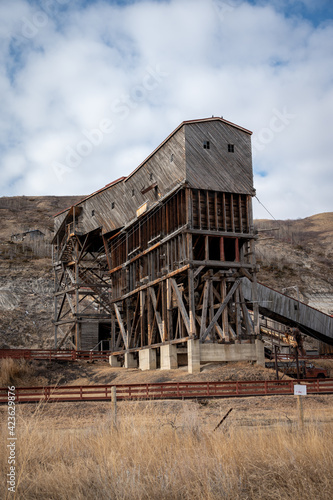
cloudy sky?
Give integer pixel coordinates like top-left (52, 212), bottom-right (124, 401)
top-left (1, 0), bottom-right (332, 220)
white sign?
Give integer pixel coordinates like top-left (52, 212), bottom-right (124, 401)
top-left (294, 384), bottom-right (307, 396)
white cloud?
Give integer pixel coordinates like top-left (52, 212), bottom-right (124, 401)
top-left (0, 0), bottom-right (332, 221)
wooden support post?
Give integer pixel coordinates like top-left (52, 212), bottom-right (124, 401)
top-left (235, 288), bottom-right (242, 338)
top-left (170, 279), bottom-right (191, 334)
top-left (148, 287), bottom-right (153, 345)
top-left (221, 280), bottom-right (229, 341)
top-left (111, 386), bottom-right (117, 427)
top-left (166, 279), bottom-right (173, 341)
top-left (114, 303), bottom-right (128, 349)
top-left (188, 268), bottom-right (196, 336)
top-left (140, 290), bottom-right (145, 348)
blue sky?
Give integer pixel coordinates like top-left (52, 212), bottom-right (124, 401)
top-left (0, 0), bottom-right (333, 220)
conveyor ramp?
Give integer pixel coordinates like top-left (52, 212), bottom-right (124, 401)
top-left (241, 278), bottom-right (333, 345)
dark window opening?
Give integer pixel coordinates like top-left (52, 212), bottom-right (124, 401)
top-left (209, 237), bottom-right (221, 261)
top-left (193, 235), bottom-right (205, 260)
top-left (149, 172), bottom-right (153, 181)
top-left (228, 144), bottom-right (234, 153)
top-left (111, 202), bottom-right (115, 209)
top-left (224, 238), bottom-right (236, 261)
top-left (170, 153), bottom-right (174, 162)
top-left (203, 140), bottom-right (210, 149)
top-left (91, 210), bottom-right (95, 216)
top-left (132, 189), bottom-right (135, 197)
top-left (98, 323), bottom-right (111, 351)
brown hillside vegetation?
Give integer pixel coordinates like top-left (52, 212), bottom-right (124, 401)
top-left (255, 213), bottom-right (333, 305)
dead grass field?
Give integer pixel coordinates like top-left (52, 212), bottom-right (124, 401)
top-left (0, 398), bottom-right (332, 500)
top-left (1, 359), bottom-right (333, 499)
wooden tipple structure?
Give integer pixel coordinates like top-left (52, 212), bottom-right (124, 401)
top-left (53, 117), bottom-right (262, 368)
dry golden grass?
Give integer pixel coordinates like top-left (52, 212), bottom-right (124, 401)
top-left (0, 358), bottom-right (35, 387)
top-left (1, 401), bottom-right (332, 500)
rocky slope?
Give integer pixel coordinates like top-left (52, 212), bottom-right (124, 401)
top-left (0, 196), bottom-right (332, 348)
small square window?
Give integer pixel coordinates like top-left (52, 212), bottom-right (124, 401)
top-left (111, 202), bottom-right (115, 209)
top-left (228, 144), bottom-right (234, 153)
top-left (91, 210), bottom-right (95, 216)
top-left (203, 140), bottom-right (210, 149)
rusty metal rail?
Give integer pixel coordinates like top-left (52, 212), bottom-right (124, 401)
top-left (0, 379), bottom-right (332, 404)
top-left (0, 349), bottom-right (111, 362)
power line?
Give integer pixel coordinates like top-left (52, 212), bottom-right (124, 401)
top-left (255, 196), bottom-right (277, 221)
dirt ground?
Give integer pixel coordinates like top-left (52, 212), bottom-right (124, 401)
top-left (7, 358), bottom-right (299, 387)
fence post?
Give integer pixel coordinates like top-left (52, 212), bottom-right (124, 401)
top-left (111, 386), bottom-right (117, 427)
top-left (297, 395), bottom-right (304, 430)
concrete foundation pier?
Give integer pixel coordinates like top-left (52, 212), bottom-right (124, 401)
top-left (109, 355), bottom-right (121, 367)
top-left (124, 352), bottom-right (137, 368)
top-left (139, 348), bottom-right (157, 370)
top-left (255, 339), bottom-right (265, 366)
top-left (160, 344), bottom-right (178, 370)
top-left (187, 339), bottom-right (201, 373)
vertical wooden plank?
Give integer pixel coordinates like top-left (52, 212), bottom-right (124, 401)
top-left (223, 192), bottom-right (227, 231)
top-left (200, 281), bottom-right (209, 339)
top-left (147, 287), bottom-right (153, 345)
top-left (206, 191), bottom-right (210, 230)
top-left (162, 281), bottom-right (168, 341)
top-left (198, 190), bottom-right (202, 229)
top-left (167, 279), bottom-right (173, 341)
top-left (230, 193), bottom-right (235, 233)
top-left (235, 288), bottom-right (242, 337)
top-left (235, 238), bottom-right (240, 262)
top-left (140, 290), bottom-right (145, 348)
top-left (214, 191), bottom-right (218, 230)
top-left (220, 237), bottom-right (225, 261)
top-left (221, 279), bottom-right (229, 341)
top-left (186, 187), bottom-right (193, 229)
top-left (239, 194), bottom-right (243, 233)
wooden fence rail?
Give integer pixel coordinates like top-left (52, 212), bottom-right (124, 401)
top-left (0, 349), bottom-right (111, 362)
top-left (1, 379), bottom-right (333, 404)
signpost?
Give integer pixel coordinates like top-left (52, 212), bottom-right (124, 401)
top-left (294, 384), bottom-right (306, 429)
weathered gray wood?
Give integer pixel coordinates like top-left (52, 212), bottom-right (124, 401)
top-left (114, 303), bottom-right (128, 349)
top-left (170, 279), bottom-right (191, 334)
top-left (201, 279), bottom-right (241, 342)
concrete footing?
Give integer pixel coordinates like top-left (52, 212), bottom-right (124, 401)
top-left (255, 339), bottom-right (265, 366)
top-left (124, 352), bottom-right (137, 368)
top-left (160, 344), bottom-right (178, 370)
top-left (187, 339), bottom-right (200, 373)
top-left (188, 338), bottom-right (265, 372)
top-left (139, 348), bottom-right (157, 370)
top-left (109, 355), bottom-right (121, 367)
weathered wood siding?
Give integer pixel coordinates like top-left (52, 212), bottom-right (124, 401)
top-left (185, 121), bottom-right (253, 194)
